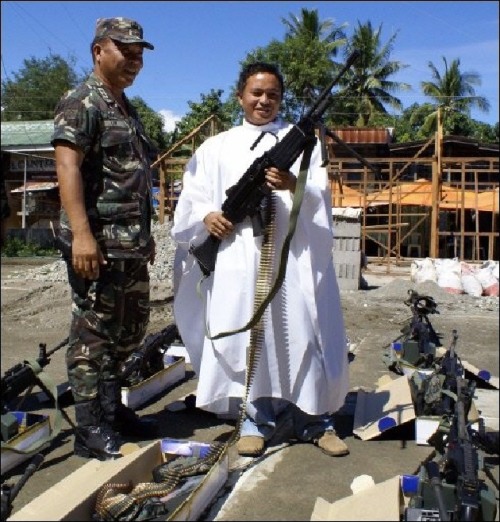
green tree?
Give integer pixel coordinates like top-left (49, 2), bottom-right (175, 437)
top-left (171, 89), bottom-right (233, 143)
top-left (419, 57), bottom-right (490, 134)
top-left (1, 54), bottom-right (83, 121)
top-left (339, 21), bottom-right (411, 126)
top-left (390, 103), bottom-right (434, 142)
top-left (239, 9), bottom-right (348, 122)
top-left (129, 96), bottom-right (167, 154)
top-left (281, 7), bottom-right (347, 52)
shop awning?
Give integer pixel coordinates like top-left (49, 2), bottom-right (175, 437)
top-left (11, 181), bottom-right (58, 193)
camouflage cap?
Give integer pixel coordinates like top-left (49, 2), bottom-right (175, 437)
top-left (95, 17), bottom-right (154, 50)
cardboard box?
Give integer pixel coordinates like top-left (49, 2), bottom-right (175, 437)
top-left (121, 355), bottom-right (186, 410)
top-left (353, 375), bottom-right (416, 440)
top-left (473, 388), bottom-right (499, 430)
top-left (415, 400), bottom-right (481, 445)
top-left (434, 347), bottom-right (499, 389)
top-left (9, 438), bottom-right (229, 521)
top-left (1, 412), bottom-right (50, 474)
top-left (311, 475), bottom-right (402, 521)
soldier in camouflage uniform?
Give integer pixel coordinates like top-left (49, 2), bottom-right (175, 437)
top-left (51, 17), bottom-right (158, 460)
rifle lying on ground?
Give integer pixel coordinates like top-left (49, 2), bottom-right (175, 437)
top-left (190, 50), bottom-right (361, 276)
top-left (118, 323), bottom-right (181, 387)
top-left (1, 338), bottom-right (75, 464)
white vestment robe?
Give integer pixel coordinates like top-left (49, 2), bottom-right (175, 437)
top-left (171, 118), bottom-right (349, 417)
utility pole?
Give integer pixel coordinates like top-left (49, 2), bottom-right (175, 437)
top-left (430, 107), bottom-right (442, 258)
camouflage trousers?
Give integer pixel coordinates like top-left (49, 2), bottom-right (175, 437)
top-left (65, 258), bottom-right (150, 403)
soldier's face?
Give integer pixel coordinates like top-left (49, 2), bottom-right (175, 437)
top-left (95, 38), bottom-right (144, 90)
top-left (238, 72), bottom-right (282, 126)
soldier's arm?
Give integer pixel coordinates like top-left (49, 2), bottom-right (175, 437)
top-left (55, 142), bottom-right (106, 279)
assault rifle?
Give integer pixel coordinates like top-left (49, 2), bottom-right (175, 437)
top-left (410, 329), bottom-right (464, 417)
top-left (190, 50), bottom-right (361, 276)
top-left (406, 375), bottom-right (498, 521)
top-left (1, 338), bottom-right (68, 413)
top-left (118, 323), bottom-right (181, 387)
top-left (437, 328), bottom-right (463, 415)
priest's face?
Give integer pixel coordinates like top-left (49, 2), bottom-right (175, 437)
top-left (238, 72), bottom-right (282, 126)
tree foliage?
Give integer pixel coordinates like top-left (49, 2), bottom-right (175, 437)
top-left (1, 54), bottom-right (83, 121)
top-left (169, 89), bottom-right (234, 145)
top-left (239, 9), bottom-right (348, 122)
top-left (338, 21), bottom-right (411, 127)
top-left (281, 7), bottom-right (348, 48)
top-left (2, 10), bottom-right (497, 146)
top-left (419, 57), bottom-right (491, 134)
top-left (129, 96), bottom-right (167, 153)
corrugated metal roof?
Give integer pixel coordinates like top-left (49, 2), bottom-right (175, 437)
top-left (389, 135), bottom-right (499, 157)
top-left (329, 127), bottom-right (392, 144)
top-left (1, 120), bottom-right (54, 147)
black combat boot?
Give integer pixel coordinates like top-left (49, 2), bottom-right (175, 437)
top-left (73, 400), bottom-right (122, 460)
top-left (99, 379), bottom-right (159, 439)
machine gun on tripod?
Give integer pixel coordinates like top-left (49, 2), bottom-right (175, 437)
top-left (384, 289), bottom-right (443, 375)
top-left (403, 289), bottom-right (442, 353)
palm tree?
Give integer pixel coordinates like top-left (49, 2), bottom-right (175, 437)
top-left (342, 21), bottom-right (411, 126)
top-left (419, 57), bottom-right (490, 134)
top-left (281, 8), bottom-right (348, 55)
top-left (278, 8), bottom-right (348, 115)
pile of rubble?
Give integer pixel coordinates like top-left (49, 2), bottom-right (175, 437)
top-left (5, 221), bottom-right (176, 283)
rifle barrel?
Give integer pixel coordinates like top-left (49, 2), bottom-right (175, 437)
top-left (305, 50), bottom-right (360, 120)
top-left (45, 337), bottom-right (69, 357)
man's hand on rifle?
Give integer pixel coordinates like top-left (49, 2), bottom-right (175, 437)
top-left (265, 167), bottom-right (296, 193)
top-left (203, 212), bottom-right (235, 240)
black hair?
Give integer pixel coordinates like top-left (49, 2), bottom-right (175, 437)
top-left (237, 62), bottom-right (284, 97)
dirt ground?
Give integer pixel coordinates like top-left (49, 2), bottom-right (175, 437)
top-left (1, 256), bottom-right (499, 521)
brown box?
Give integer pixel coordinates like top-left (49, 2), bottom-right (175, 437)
top-left (8, 438), bottom-right (229, 521)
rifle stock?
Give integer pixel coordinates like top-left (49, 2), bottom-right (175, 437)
top-left (189, 50), bottom-right (360, 276)
top-left (118, 323), bottom-right (181, 386)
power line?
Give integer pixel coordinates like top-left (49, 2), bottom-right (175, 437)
top-left (1, 55), bottom-right (10, 81)
top-left (7, 1), bottom-right (87, 65)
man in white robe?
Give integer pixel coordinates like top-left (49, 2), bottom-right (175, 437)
top-left (171, 62), bottom-right (349, 458)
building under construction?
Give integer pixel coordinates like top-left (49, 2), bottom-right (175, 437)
top-left (153, 116), bottom-right (499, 268)
top-left (2, 118), bottom-right (498, 267)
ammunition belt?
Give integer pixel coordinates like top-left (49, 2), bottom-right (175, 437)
top-left (95, 195), bottom-right (277, 521)
top-left (231, 193), bottom-right (277, 444)
top-left (95, 442), bottom-right (226, 520)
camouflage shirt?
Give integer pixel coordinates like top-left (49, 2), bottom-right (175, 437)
top-left (51, 73), bottom-right (155, 259)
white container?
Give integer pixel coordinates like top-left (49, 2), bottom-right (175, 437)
top-left (1, 412), bottom-right (50, 474)
top-left (121, 355), bottom-right (186, 410)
